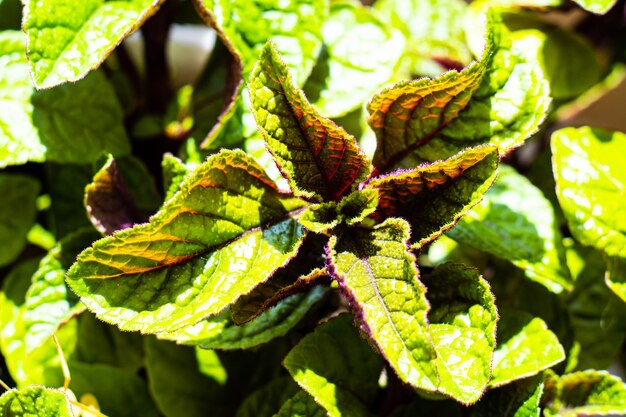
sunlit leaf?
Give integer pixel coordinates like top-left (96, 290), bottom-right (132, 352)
top-left (274, 391), bottom-right (327, 417)
top-left (67, 149), bottom-right (307, 334)
top-left (0, 386), bottom-right (72, 417)
top-left (470, 374), bottom-right (543, 417)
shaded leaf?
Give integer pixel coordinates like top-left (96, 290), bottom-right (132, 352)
top-left (0, 174), bottom-right (39, 267)
top-left (367, 146), bottom-right (498, 248)
top-left (606, 256), bottom-right (626, 304)
top-left (0, 386), bottom-right (72, 417)
top-left (470, 374), bottom-right (543, 417)
top-left (368, 12), bottom-right (549, 170)
top-left (67, 149), bottom-right (307, 333)
top-left (249, 42), bottom-right (372, 202)
top-left (490, 309), bottom-right (564, 388)
top-left (159, 288), bottom-right (326, 350)
top-left (449, 164), bottom-right (571, 293)
top-left (0, 31), bottom-right (130, 168)
top-left (23, 0), bottom-right (164, 88)
top-left (552, 127), bottom-right (626, 258)
top-left (0, 0), bottom-right (22, 30)
top-left (303, 1), bottom-right (404, 117)
top-left (283, 314), bottom-right (383, 417)
top-left (543, 371), bottom-right (626, 417)
top-left (236, 377), bottom-right (299, 417)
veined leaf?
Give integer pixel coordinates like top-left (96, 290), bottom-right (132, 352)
top-left (0, 31), bottom-right (130, 168)
top-left (328, 218), bottom-right (438, 395)
top-left (449, 164), bottom-right (571, 293)
top-left (283, 314), bottom-right (383, 417)
top-left (422, 263), bottom-right (498, 404)
top-left (0, 386), bottom-right (73, 417)
top-left (0, 174), bottom-right (39, 267)
top-left (489, 310), bottom-right (564, 388)
top-left (158, 288), bottom-right (326, 350)
top-left (303, 1), bottom-right (404, 118)
top-left (368, 12), bottom-right (549, 170)
top-left (274, 391), bottom-right (327, 417)
top-left (249, 42), bottom-right (372, 202)
top-left (23, 0), bottom-right (164, 88)
top-left (67, 149), bottom-right (308, 334)
top-left (470, 374), bottom-right (543, 417)
top-left (367, 146), bottom-right (498, 248)
top-left (552, 127), bottom-right (626, 258)
top-left (606, 256), bottom-right (626, 304)
top-left (543, 371), bottom-right (626, 417)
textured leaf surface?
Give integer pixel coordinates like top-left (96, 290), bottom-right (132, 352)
top-left (606, 256), bottom-right (626, 304)
top-left (544, 371), bottom-right (626, 417)
top-left (23, 0), bottom-right (163, 88)
top-left (250, 42), bottom-right (372, 202)
top-left (196, 0), bottom-right (325, 85)
top-left (0, 31), bottom-right (130, 167)
top-left (145, 338), bottom-right (229, 417)
top-left (368, 13), bottom-right (549, 170)
top-left (328, 218), bottom-right (438, 394)
top-left (0, 387), bottom-right (72, 417)
top-left (552, 127), bottom-right (626, 258)
top-left (274, 391), bottom-right (327, 417)
top-left (0, 174), bottom-right (39, 267)
top-left (490, 310), bottom-right (564, 387)
top-left (367, 146), bottom-right (498, 248)
top-left (67, 150), bottom-right (307, 333)
top-left (449, 165), bottom-right (571, 293)
top-left (470, 374), bottom-right (543, 417)
top-left (303, 1), bottom-right (404, 118)
top-left (158, 288), bottom-right (326, 350)
top-left (283, 314), bottom-right (382, 417)
top-left (423, 263), bottom-right (498, 404)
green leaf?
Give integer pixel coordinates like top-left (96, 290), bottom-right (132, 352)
top-left (302, 1), bottom-right (404, 118)
top-left (422, 263), bottom-right (498, 404)
top-left (449, 164), bottom-right (571, 293)
top-left (145, 337), bottom-right (230, 417)
top-left (161, 154), bottom-right (192, 201)
top-left (552, 127), bottom-right (626, 258)
top-left (606, 256), bottom-right (626, 304)
top-left (283, 314), bottom-right (383, 417)
top-left (0, 386), bottom-right (72, 417)
top-left (274, 391), bottom-right (327, 417)
top-left (236, 377), bottom-right (300, 417)
top-left (23, 0), bottom-right (164, 88)
top-left (543, 371), bottom-right (626, 417)
top-left (470, 374), bottom-right (543, 417)
top-left (249, 42), bottom-right (372, 202)
top-left (68, 362), bottom-right (159, 417)
top-left (23, 229), bottom-right (100, 353)
top-left (298, 190), bottom-right (378, 232)
top-left (158, 288), bottom-right (326, 350)
top-left (327, 218), bottom-right (438, 396)
top-left (85, 155), bottom-right (161, 235)
top-left (570, 0), bottom-right (617, 14)
top-left (489, 309), bottom-right (564, 388)
top-left (0, 0), bottom-right (22, 30)
top-left (196, 0), bottom-right (326, 85)
top-left (367, 146), bottom-right (498, 248)
top-left (67, 149), bottom-right (307, 333)
top-left (0, 174), bottom-right (39, 267)
top-left (0, 31), bottom-right (130, 168)
top-left (367, 12), bottom-right (550, 170)
top-left (299, 202), bottom-right (339, 233)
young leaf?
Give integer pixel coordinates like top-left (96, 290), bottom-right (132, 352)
top-left (161, 154), bottom-right (192, 201)
top-left (368, 12), bottom-right (550, 170)
top-left (23, 0), bottom-right (164, 88)
top-left (299, 202), bottom-right (339, 233)
top-left (552, 127), bottom-right (626, 258)
top-left (367, 146), bottom-right (498, 248)
top-left (422, 263), bottom-right (498, 404)
top-left (606, 256), bottom-right (626, 304)
top-left (249, 42), bottom-right (372, 202)
top-left (302, 1), bottom-right (405, 118)
top-left (470, 374), bottom-right (543, 417)
top-left (158, 288), bottom-right (326, 350)
top-left (283, 314), bottom-right (383, 417)
top-left (66, 149), bottom-right (307, 333)
top-left (489, 310), bottom-right (564, 388)
top-left (274, 391), bottom-right (327, 417)
top-left (0, 31), bottom-right (130, 168)
top-left (0, 174), bottom-right (39, 267)
top-left (0, 386), bottom-right (73, 417)
top-left (327, 218), bottom-right (439, 395)
top-left (449, 164), bottom-right (571, 293)
top-left (543, 371), bottom-right (626, 417)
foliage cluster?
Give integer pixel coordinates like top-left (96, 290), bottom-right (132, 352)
top-left (1, 0), bottom-right (626, 415)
